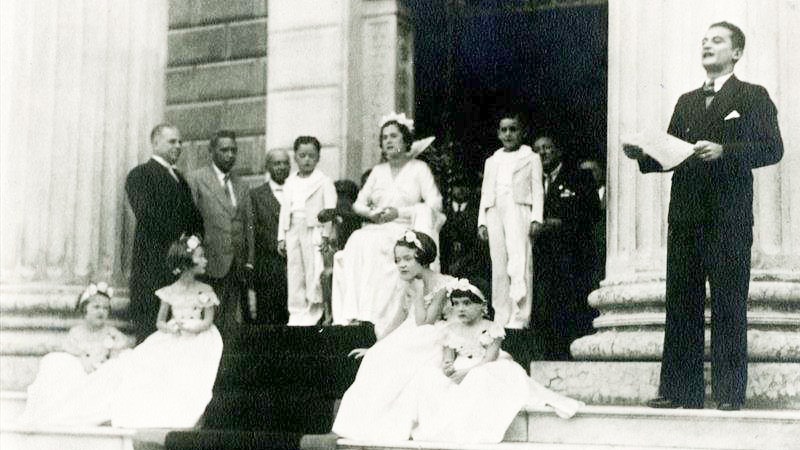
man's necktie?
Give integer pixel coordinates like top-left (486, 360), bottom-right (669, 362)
top-left (223, 174), bottom-right (236, 207)
top-left (703, 80), bottom-right (715, 107)
top-left (171, 166), bottom-right (181, 183)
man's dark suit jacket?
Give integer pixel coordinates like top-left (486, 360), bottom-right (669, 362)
top-left (532, 164), bottom-right (601, 358)
top-left (635, 75), bottom-right (783, 406)
top-left (248, 182), bottom-right (289, 324)
top-left (125, 159), bottom-right (203, 340)
top-left (638, 75), bottom-right (783, 224)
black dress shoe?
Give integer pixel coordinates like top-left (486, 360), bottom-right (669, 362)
top-left (718, 402), bottom-right (742, 411)
top-left (646, 397), bottom-right (703, 409)
top-left (646, 397), bottom-right (681, 409)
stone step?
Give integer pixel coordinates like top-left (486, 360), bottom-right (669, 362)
top-left (0, 391), bottom-right (25, 425)
top-left (337, 439), bottom-right (719, 450)
top-left (0, 425), bottom-right (138, 450)
top-left (525, 405), bottom-right (800, 450)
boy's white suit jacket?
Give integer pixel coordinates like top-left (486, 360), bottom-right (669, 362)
top-left (277, 170), bottom-right (337, 241)
top-left (478, 145), bottom-right (544, 228)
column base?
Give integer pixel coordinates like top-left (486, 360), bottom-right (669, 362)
top-left (530, 360), bottom-right (800, 409)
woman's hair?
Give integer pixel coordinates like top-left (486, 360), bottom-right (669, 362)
top-left (76, 282), bottom-right (113, 313)
top-left (379, 120), bottom-right (413, 152)
top-left (167, 235), bottom-right (202, 275)
top-left (395, 230), bottom-right (437, 267)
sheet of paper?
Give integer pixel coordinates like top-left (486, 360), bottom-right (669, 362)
top-left (621, 131), bottom-right (694, 170)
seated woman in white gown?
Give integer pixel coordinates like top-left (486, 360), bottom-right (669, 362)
top-left (19, 282), bottom-right (134, 425)
top-left (332, 113), bottom-right (444, 331)
top-left (412, 279), bottom-right (584, 444)
top-left (18, 235), bottom-right (223, 428)
top-left (332, 230), bottom-right (455, 441)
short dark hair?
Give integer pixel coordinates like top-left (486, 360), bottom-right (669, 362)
top-left (448, 288), bottom-right (485, 306)
top-left (293, 136), bottom-right (321, 153)
top-left (710, 21), bottom-right (745, 51)
top-left (167, 235), bottom-right (202, 275)
top-left (395, 230), bottom-right (437, 267)
top-left (496, 109), bottom-right (527, 129)
top-left (210, 130), bottom-right (237, 149)
top-left (150, 123), bottom-right (175, 144)
top-left (379, 120), bottom-right (414, 152)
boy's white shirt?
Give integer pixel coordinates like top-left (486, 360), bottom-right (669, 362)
top-left (277, 169), bottom-right (337, 241)
top-left (477, 145), bottom-right (544, 228)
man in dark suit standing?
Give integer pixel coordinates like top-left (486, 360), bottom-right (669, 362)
top-left (188, 130), bottom-right (254, 339)
top-left (530, 135), bottom-right (601, 359)
top-left (248, 149), bottom-right (291, 324)
top-left (625, 22), bottom-right (783, 410)
top-left (125, 124), bottom-right (203, 342)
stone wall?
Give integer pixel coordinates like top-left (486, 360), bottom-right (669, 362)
top-left (165, 0), bottom-right (268, 177)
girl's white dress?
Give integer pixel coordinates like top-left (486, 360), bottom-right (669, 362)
top-left (18, 284), bottom-right (223, 429)
top-left (412, 320), bottom-right (583, 444)
top-left (332, 273), bottom-right (453, 441)
top-left (331, 159), bottom-right (444, 329)
top-left (111, 284), bottom-right (223, 428)
top-left (18, 324), bottom-right (133, 426)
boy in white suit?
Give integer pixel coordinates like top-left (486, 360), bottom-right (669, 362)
top-left (478, 113), bottom-right (544, 328)
top-left (278, 136), bottom-right (337, 325)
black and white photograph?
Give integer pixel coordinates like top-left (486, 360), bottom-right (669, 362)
top-left (0, 1), bottom-right (798, 449)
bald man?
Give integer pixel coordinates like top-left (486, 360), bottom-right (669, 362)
top-left (247, 149), bottom-right (291, 324)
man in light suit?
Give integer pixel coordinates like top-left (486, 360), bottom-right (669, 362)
top-left (625, 22), bottom-right (783, 410)
top-left (248, 149), bottom-right (290, 324)
top-left (478, 112), bottom-right (544, 329)
top-left (126, 124), bottom-right (203, 343)
top-left (187, 130), bottom-right (254, 338)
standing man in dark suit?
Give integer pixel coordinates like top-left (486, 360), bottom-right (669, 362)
top-left (248, 149), bottom-right (290, 324)
top-left (125, 124), bottom-right (203, 342)
top-left (530, 135), bottom-right (601, 359)
top-left (187, 130), bottom-right (254, 339)
top-left (625, 22), bottom-right (783, 410)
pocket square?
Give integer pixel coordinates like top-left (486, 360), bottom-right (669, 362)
top-left (724, 110), bottom-right (741, 120)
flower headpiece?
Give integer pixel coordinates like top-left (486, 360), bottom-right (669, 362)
top-left (444, 278), bottom-right (486, 304)
top-left (380, 112), bottom-right (414, 132)
top-left (185, 235), bottom-right (201, 253)
top-left (399, 229), bottom-right (423, 251)
top-left (77, 281), bottom-right (114, 310)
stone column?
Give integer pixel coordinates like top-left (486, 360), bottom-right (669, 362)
top-left (532, 0), bottom-right (800, 408)
top-left (358, 0), bottom-right (415, 174)
top-left (0, 0), bottom-right (168, 390)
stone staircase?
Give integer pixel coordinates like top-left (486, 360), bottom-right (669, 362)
top-left (2, 325), bottom-right (798, 450)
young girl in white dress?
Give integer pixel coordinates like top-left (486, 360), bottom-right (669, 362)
top-left (19, 235), bottom-right (223, 428)
top-left (111, 234), bottom-right (223, 428)
top-left (412, 279), bottom-right (584, 444)
top-left (19, 282), bottom-right (134, 425)
top-left (332, 230), bottom-right (455, 441)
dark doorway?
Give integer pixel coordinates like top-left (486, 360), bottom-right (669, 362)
top-left (413, 1), bottom-right (608, 174)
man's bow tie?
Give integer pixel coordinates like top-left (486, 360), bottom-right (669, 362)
top-left (702, 81), bottom-right (715, 97)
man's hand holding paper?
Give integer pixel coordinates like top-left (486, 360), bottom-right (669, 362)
top-left (621, 130), bottom-right (695, 170)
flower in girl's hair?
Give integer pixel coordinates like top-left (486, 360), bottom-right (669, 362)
top-left (186, 235), bottom-right (201, 252)
top-left (401, 230), bottom-right (423, 250)
top-left (79, 282), bottom-right (114, 303)
top-left (444, 278), bottom-right (486, 303)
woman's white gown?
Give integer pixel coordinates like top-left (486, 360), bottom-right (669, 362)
top-left (332, 159), bottom-right (444, 330)
top-left (332, 274), bottom-right (452, 441)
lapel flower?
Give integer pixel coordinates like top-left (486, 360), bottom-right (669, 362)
top-left (560, 188), bottom-right (575, 198)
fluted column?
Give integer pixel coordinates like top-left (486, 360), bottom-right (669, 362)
top-left (532, 0), bottom-right (800, 408)
top-left (0, 0), bottom-right (167, 390)
top-left (358, 0), bottom-right (415, 173)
